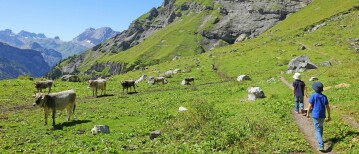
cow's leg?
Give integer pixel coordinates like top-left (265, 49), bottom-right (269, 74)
top-left (48, 87), bottom-right (51, 93)
top-left (95, 88), bottom-right (98, 97)
top-left (66, 107), bottom-right (71, 121)
top-left (52, 110), bottom-right (56, 126)
top-left (44, 111), bottom-right (48, 125)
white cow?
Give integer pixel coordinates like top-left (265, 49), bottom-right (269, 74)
top-left (33, 89), bottom-right (76, 126)
top-left (88, 79), bottom-right (107, 97)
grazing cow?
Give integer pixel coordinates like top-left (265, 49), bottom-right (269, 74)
top-left (121, 80), bottom-right (137, 93)
top-left (35, 80), bottom-right (54, 93)
top-left (184, 77), bottom-right (195, 85)
top-left (33, 89), bottom-right (76, 126)
top-left (153, 77), bottom-right (168, 85)
top-left (88, 79), bottom-right (107, 97)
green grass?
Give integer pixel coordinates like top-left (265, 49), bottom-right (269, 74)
top-left (2, 0), bottom-right (359, 153)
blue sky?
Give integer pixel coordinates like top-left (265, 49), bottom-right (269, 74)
top-left (0, 0), bottom-right (163, 41)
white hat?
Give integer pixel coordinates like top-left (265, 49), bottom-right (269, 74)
top-left (293, 72), bottom-right (301, 80)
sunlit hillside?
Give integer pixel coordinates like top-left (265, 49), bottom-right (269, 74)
top-left (1, 0), bottom-right (358, 153)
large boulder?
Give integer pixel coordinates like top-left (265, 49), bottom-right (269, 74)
top-left (237, 75), bottom-right (251, 81)
top-left (287, 56), bottom-right (318, 73)
top-left (91, 125), bottom-right (110, 135)
top-left (248, 87), bottom-right (265, 101)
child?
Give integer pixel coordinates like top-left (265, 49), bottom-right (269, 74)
top-left (292, 73), bottom-right (308, 114)
top-left (306, 82), bottom-right (331, 151)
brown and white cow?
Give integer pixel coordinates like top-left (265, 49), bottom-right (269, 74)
top-left (121, 80), bottom-right (137, 93)
top-left (35, 80), bottom-right (53, 93)
top-left (88, 79), bottom-right (107, 97)
top-left (33, 89), bottom-right (76, 126)
top-left (153, 77), bottom-right (168, 85)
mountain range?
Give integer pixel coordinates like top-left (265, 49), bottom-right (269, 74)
top-left (0, 27), bottom-right (118, 79)
top-left (0, 42), bottom-right (50, 79)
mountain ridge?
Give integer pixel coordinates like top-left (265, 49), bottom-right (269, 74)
top-left (53, 0), bottom-right (312, 79)
top-left (0, 42), bottom-right (50, 79)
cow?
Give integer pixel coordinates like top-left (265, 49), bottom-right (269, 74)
top-left (88, 79), bottom-right (107, 97)
top-left (35, 80), bottom-right (54, 93)
top-left (121, 80), bottom-right (137, 93)
top-left (184, 77), bottom-right (195, 85)
top-left (153, 77), bottom-right (168, 85)
top-left (33, 89), bottom-right (76, 126)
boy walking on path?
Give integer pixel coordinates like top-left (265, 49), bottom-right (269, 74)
top-left (306, 82), bottom-right (331, 151)
top-left (292, 73), bottom-right (308, 114)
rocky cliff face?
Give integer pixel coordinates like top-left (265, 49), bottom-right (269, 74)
top-left (54, 0), bottom-right (312, 79)
top-left (0, 42), bottom-right (50, 79)
top-left (93, 0), bottom-right (311, 53)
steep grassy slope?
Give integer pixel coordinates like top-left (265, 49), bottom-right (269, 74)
top-left (1, 0), bottom-right (358, 153)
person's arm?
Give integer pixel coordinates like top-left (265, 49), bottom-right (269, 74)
top-left (326, 104), bottom-right (331, 121)
top-left (306, 103), bottom-right (312, 118)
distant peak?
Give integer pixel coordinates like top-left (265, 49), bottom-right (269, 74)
top-left (18, 30), bottom-right (47, 38)
top-left (85, 28), bottom-right (95, 31)
top-left (54, 36), bottom-right (60, 39)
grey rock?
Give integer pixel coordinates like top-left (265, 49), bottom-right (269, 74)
top-left (237, 75), bottom-right (251, 81)
top-left (248, 87), bottom-right (265, 101)
top-left (298, 45), bottom-right (306, 50)
top-left (309, 77), bottom-right (318, 81)
top-left (91, 125), bottom-right (110, 135)
top-left (60, 75), bottom-right (81, 82)
top-left (287, 55), bottom-right (318, 73)
top-left (320, 61), bottom-right (332, 66)
top-left (235, 34), bottom-right (249, 43)
top-left (150, 130), bottom-right (162, 139)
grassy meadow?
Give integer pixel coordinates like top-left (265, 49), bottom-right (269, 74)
top-left (1, 0), bottom-right (359, 153)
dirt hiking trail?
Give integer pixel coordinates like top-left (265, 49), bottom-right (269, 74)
top-left (280, 77), bottom-right (335, 154)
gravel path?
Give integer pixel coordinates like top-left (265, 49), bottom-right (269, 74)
top-left (280, 77), bottom-right (335, 154)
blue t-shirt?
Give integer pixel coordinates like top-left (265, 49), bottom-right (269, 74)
top-left (309, 92), bottom-right (329, 118)
top-left (293, 80), bottom-right (305, 96)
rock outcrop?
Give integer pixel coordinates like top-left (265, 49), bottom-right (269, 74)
top-left (287, 55), bottom-right (318, 73)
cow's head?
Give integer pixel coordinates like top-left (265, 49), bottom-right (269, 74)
top-left (33, 93), bottom-right (45, 107)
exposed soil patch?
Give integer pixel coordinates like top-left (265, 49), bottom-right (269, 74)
top-left (0, 104), bottom-right (35, 113)
top-left (342, 115), bottom-right (359, 130)
top-left (280, 77), bottom-right (335, 153)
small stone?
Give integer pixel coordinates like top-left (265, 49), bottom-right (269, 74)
top-left (150, 130), bottom-right (162, 140)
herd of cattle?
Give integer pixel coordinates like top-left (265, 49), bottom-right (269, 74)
top-left (32, 75), bottom-right (195, 126)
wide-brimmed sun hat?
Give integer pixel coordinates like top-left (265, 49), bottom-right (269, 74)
top-left (312, 82), bottom-right (324, 92)
top-left (293, 72), bottom-right (301, 80)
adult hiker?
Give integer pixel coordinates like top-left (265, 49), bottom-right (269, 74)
top-left (306, 82), bottom-right (331, 151)
top-left (292, 72), bottom-right (308, 114)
